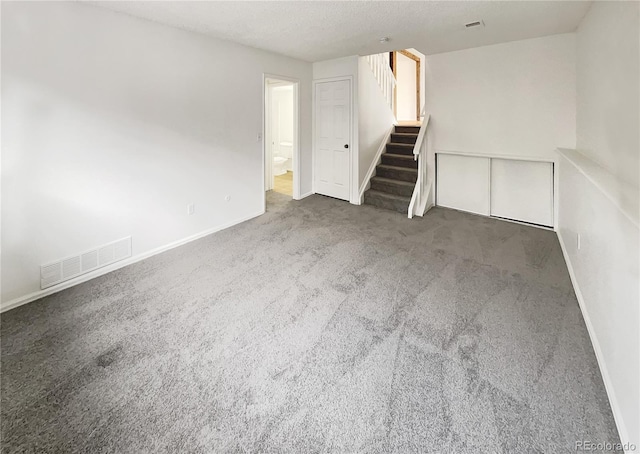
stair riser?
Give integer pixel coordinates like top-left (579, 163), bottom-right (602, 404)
top-left (391, 134), bottom-right (418, 144)
top-left (370, 180), bottom-right (414, 197)
top-left (364, 193), bottom-right (410, 214)
top-left (386, 144), bottom-right (414, 155)
top-left (381, 154), bottom-right (417, 169)
top-left (377, 167), bottom-right (417, 183)
top-left (395, 126), bottom-right (420, 134)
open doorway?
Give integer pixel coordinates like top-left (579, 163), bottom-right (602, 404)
top-left (264, 75), bottom-right (300, 208)
top-left (391, 49), bottom-right (423, 125)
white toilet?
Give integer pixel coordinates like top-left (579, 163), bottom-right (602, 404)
top-left (273, 156), bottom-right (287, 176)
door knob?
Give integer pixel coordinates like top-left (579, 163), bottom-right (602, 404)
top-left (344, 144), bottom-right (349, 149)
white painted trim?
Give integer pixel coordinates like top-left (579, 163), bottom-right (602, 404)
top-left (408, 112), bottom-right (430, 218)
top-left (265, 82), bottom-right (274, 192)
top-left (299, 191), bottom-right (314, 199)
top-left (553, 160), bottom-right (559, 232)
top-left (263, 73), bottom-right (301, 203)
top-left (292, 82), bottom-right (301, 200)
top-left (262, 75), bottom-right (268, 214)
top-left (488, 156), bottom-right (493, 215)
top-left (489, 215), bottom-right (554, 231)
top-left (312, 79), bottom-right (317, 195)
top-left (435, 205), bottom-right (554, 231)
top-left (556, 231), bottom-right (630, 450)
top-left (358, 125), bottom-right (394, 204)
top-left (557, 148), bottom-right (639, 228)
top-left (547, 161), bottom-right (554, 231)
top-left (437, 149), bottom-right (555, 163)
top-left (1, 210), bottom-right (264, 313)
top-left (312, 76), bottom-right (354, 204)
top-left (416, 178), bottom-right (432, 217)
top-left (0, 4), bottom-right (3, 310)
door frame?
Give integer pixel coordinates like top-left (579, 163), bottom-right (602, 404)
top-left (395, 50), bottom-right (421, 121)
top-left (265, 80), bottom-right (293, 192)
top-left (312, 76), bottom-right (356, 204)
top-left (262, 73), bottom-right (301, 211)
top-left (390, 51), bottom-right (397, 118)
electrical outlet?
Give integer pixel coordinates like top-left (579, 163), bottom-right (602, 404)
top-left (577, 233), bottom-right (581, 250)
top-left (187, 203), bottom-right (195, 215)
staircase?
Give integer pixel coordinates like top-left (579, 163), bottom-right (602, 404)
top-left (364, 125), bottom-right (420, 214)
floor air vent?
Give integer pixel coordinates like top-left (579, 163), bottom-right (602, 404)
top-left (40, 237), bottom-right (132, 289)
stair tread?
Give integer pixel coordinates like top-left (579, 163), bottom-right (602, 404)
top-left (365, 189), bottom-right (411, 202)
top-left (384, 153), bottom-right (415, 160)
top-left (377, 164), bottom-right (418, 173)
top-left (371, 176), bottom-right (415, 187)
top-left (392, 133), bottom-right (419, 137)
top-left (388, 142), bottom-right (415, 148)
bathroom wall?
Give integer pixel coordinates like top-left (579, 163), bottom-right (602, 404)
top-left (270, 85), bottom-right (294, 171)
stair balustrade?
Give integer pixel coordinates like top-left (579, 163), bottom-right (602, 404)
top-left (365, 53), bottom-right (396, 111)
top-left (408, 109), bottom-right (431, 218)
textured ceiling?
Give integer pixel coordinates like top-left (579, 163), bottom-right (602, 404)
top-left (92, 1), bottom-right (591, 62)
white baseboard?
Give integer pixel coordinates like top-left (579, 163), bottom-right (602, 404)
top-left (415, 180), bottom-right (434, 217)
top-left (421, 202), bottom-right (435, 216)
top-left (557, 231), bottom-right (630, 450)
top-left (1, 210), bottom-right (265, 313)
top-left (435, 204), bottom-right (554, 231)
top-left (299, 191), bottom-right (314, 199)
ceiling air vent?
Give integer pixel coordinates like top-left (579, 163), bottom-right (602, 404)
top-left (465, 20), bottom-right (484, 28)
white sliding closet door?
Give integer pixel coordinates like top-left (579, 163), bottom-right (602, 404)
top-left (490, 159), bottom-right (554, 226)
top-left (436, 154), bottom-right (490, 216)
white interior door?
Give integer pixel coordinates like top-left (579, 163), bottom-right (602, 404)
top-left (314, 80), bottom-right (351, 201)
top-left (491, 159), bottom-right (554, 226)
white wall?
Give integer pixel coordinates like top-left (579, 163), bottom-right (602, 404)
top-left (407, 48), bottom-right (426, 115)
top-left (576, 2), bottom-right (639, 188)
top-left (357, 57), bottom-right (395, 192)
top-left (558, 153), bottom-right (639, 449)
top-left (313, 56), bottom-right (359, 82)
top-left (425, 34), bottom-right (576, 160)
top-left (558, 2), bottom-right (640, 447)
top-left (1, 2), bottom-right (312, 306)
top-left (396, 52), bottom-right (418, 121)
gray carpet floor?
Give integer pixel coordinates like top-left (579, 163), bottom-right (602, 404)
top-left (1, 192), bottom-right (620, 453)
